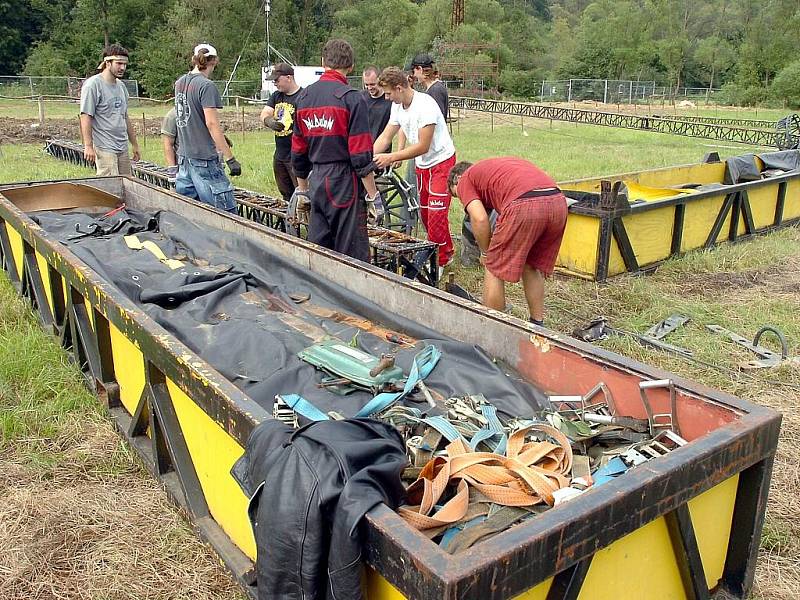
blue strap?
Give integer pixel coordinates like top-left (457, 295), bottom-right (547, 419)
top-left (280, 394), bottom-right (330, 422)
top-left (422, 415), bottom-right (462, 442)
top-left (469, 404), bottom-right (508, 454)
top-left (355, 345), bottom-right (442, 418)
top-left (281, 345), bottom-right (441, 422)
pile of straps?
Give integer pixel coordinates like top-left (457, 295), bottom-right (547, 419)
top-left (381, 403), bottom-right (574, 552)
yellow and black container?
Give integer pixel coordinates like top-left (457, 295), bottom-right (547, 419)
top-left (557, 150), bottom-right (800, 280)
top-left (0, 176), bottom-right (781, 599)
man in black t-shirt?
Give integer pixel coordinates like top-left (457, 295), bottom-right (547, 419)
top-left (361, 65), bottom-right (392, 152)
top-left (411, 53), bottom-right (449, 121)
top-left (260, 63), bottom-right (303, 203)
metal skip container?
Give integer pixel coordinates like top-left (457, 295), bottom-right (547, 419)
top-left (0, 175), bottom-right (781, 599)
top-left (557, 150), bottom-right (800, 281)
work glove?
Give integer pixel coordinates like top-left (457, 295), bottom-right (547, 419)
top-left (263, 116), bottom-right (286, 132)
top-left (365, 191), bottom-right (385, 226)
top-left (226, 157), bottom-right (242, 177)
top-left (287, 188), bottom-right (311, 228)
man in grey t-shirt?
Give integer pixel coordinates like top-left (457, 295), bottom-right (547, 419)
top-left (79, 44), bottom-right (140, 176)
top-left (173, 43), bottom-right (241, 213)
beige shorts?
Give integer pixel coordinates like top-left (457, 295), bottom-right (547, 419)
top-left (95, 149), bottom-right (132, 176)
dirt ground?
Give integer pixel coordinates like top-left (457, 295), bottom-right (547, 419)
top-left (0, 112), bottom-right (267, 145)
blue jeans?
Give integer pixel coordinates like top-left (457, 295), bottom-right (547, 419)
top-left (176, 155), bottom-right (236, 213)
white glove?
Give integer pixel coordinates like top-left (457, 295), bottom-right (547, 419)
top-left (365, 191), bottom-right (385, 226)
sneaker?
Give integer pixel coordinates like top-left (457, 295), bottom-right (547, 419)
top-left (437, 257), bottom-right (454, 280)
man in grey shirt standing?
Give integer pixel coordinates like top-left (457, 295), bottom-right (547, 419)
top-left (79, 44), bottom-right (140, 175)
top-left (174, 42), bottom-right (241, 213)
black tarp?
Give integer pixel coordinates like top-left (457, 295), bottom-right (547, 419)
top-left (33, 207), bottom-right (546, 420)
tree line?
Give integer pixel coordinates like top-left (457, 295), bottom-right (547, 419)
top-left (3, 0), bottom-right (800, 107)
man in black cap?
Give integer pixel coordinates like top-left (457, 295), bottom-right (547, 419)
top-left (411, 53), bottom-right (449, 121)
top-left (260, 63), bottom-right (303, 203)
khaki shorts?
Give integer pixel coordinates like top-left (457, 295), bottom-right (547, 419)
top-left (95, 149), bottom-right (132, 176)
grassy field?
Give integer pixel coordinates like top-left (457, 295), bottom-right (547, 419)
top-left (1, 114), bottom-right (799, 598)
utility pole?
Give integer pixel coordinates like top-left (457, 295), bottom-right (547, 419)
top-left (451, 0), bottom-right (464, 28)
top-left (264, 0), bottom-right (271, 66)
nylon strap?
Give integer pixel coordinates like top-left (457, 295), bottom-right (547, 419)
top-left (279, 394), bottom-right (330, 422)
top-left (399, 424), bottom-right (574, 530)
top-left (354, 344), bottom-right (441, 417)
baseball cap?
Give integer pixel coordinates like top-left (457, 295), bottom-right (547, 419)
top-left (194, 43), bottom-right (218, 57)
top-left (411, 53), bottom-right (435, 67)
top-left (266, 63), bottom-right (294, 80)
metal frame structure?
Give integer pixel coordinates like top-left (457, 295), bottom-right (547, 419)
top-left (649, 114), bottom-right (777, 129)
top-left (450, 97), bottom-right (785, 147)
top-left (0, 175), bottom-right (781, 600)
top-left (43, 139), bottom-right (439, 286)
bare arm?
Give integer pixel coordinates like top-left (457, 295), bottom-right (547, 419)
top-left (466, 199), bottom-right (491, 254)
top-left (361, 172), bottom-right (378, 197)
top-left (373, 123), bottom-right (400, 154)
top-left (259, 105), bottom-right (275, 122)
top-left (125, 114), bottom-right (140, 161)
top-left (80, 113), bottom-right (96, 162)
top-left (203, 107), bottom-right (233, 160)
top-left (374, 124), bottom-right (433, 168)
top-left (162, 135), bottom-right (177, 166)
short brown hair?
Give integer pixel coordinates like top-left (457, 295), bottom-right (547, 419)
top-left (448, 161), bottom-right (473, 188)
top-left (378, 67), bottom-right (409, 89)
top-left (322, 39), bottom-right (354, 70)
top-left (363, 65), bottom-right (380, 78)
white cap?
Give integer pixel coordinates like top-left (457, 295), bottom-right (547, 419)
top-left (194, 43), bottom-right (218, 57)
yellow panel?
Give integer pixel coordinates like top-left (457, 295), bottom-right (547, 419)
top-left (35, 251), bottom-right (54, 313)
top-left (109, 322), bottom-right (146, 415)
top-left (365, 569), bottom-right (552, 599)
top-left (5, 222), bottom-right (25, 280)
top-left (624, 182), bottom-right (694, 203)
top-left (746, 186), bottom-right (778, 230)
top-left (167, 377), bottom-right (256, 560)
top-left (688, 475), bottom-right (739, 589)
top-left (680, 193), bottom-right (730, 251)
top-left (85, 296), bottom-right (95, 330)
top-left (557, 213), bottom-right (600, 277)
top-left (578, 516), bottom-right (686, 600)
top-left (782, 179), bottom-right (800, 220)
top-left (366, 570), bottom-right (406, 600)
top-left (562, 162), bottom-right (726, 193)
top-left (607, 207), bottom-right (676, 276)
top-left (513, 576), bottom-right (553, 600)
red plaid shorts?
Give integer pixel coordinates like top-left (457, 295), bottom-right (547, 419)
top-left (484, 193), bottom-right (568, 282)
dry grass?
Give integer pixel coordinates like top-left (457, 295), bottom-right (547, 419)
top-left (0, 418), bottom-right (242, 600)
top-left (0, 277), bottom-right (243, 600)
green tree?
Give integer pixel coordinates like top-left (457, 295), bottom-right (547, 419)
top-left (332, 0), bottom-right (419, 69)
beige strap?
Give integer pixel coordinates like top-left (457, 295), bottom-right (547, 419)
top-left (400, 424), bottom-right (574, 530)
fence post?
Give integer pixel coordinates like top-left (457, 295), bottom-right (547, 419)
top-left (540, 80), bottom-right (544, 103)
top-left (568, 79), bottom-right (572, 103)
top-left (38, 96), bottom-right (45, 127)
top-left (603, 79), bottom-right (608, 104)
top-left (629, 81), bottom-right (633, 104)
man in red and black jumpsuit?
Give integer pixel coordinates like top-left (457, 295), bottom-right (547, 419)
top-left (291, 39), bottom-right (381, 262)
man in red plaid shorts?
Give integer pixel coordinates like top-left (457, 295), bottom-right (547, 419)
top-left (448, 157), bottom-right (568, 326)
top-left (372, 67), bottom-right (456, 270)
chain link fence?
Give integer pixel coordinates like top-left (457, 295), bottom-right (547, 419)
top-left (538, 79), bottom-right (718, 104)
top-left (0, 75), bottom-right (139, 99)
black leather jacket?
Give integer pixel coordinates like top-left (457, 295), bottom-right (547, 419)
top-left (232, 418), bottom-right (407, 600)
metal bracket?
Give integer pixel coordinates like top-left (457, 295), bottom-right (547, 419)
top-left (706, 324), bottom-right (797, 369)
top-left (639, 379), bottom-right (681, 437)
top-left (549, 381), bottom-right (616, 420)
top-left (638, 314), bottom-right (693, 357)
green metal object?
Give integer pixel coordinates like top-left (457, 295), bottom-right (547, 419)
top-left (298, 339), bottom-right (404, 389)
